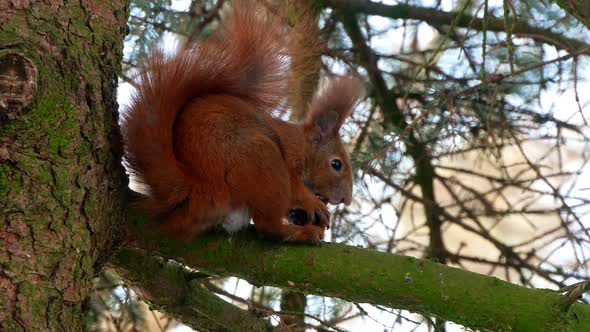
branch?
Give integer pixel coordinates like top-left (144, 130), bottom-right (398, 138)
top-left (108, 248), bottom-right (274, 331)
top-left (122, 216), bottom-right (590, 331)
top-left (323, 0), bottom-right (590, 54)
top-left (448, 45), bottom-right (590, 98)
top-left (553, 0), bottom-right (590, 31)
top-left (339, 12), bottom-right (447, 262)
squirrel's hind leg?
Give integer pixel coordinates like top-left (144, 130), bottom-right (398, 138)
top-left (225, 138), bottom-right (325, 245)
top-left (159, 180), bottom-right (233, 239)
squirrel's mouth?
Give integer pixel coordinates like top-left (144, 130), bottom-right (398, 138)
top-left (316, 193), bottom-right (329, 205)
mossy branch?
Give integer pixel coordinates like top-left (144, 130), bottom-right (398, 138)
top-left (108, 247), bottom-right (274, 332)
top-left (121, 216), bottom-right (590, 332)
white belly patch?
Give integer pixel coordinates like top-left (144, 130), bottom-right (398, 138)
top-left (220, 207), bottom-right (252, 233)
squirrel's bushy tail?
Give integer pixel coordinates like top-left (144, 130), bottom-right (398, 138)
top-left (121, 5), bottom-right (290, 214)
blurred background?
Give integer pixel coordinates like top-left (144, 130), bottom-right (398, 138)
top-left (89, 0), bottom-right (590, 330)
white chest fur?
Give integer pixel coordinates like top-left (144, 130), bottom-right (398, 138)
top-left (220, 207), bottom-right (252, 233)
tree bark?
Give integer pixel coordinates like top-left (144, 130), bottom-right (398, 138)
top-left (0, 0), bottom-right (129, 330)
top-left (122, 218), bottom-right (590, 332)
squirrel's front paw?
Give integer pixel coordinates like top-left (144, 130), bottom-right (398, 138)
top-left (300, 196), bottom-right (330, 230)
top-left (302, 225), bottom-right (325, 245)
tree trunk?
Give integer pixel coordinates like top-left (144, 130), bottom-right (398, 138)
top-left (0, 1), bottom-right (129, 330)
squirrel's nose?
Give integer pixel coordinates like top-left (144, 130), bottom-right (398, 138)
top-left (341, 196), bottom-right (352, 206)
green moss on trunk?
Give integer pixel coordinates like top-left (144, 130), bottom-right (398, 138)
top-left (0, 1), bottom-right (129, 330)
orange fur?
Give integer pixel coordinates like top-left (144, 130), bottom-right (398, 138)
top-left (121, 4), bottom-right (364, 244)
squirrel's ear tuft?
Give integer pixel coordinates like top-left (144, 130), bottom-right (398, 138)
top-left (316, 110), bottom-right (340, 135)
top-left (306, 76), bottom-right (364, 137)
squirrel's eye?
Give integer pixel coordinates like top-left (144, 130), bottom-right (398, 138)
top-left (331, 159), bottom-right (343, 171)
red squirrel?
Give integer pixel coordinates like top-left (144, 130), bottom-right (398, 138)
top-left (121, 5), bottom-right (364, 244)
